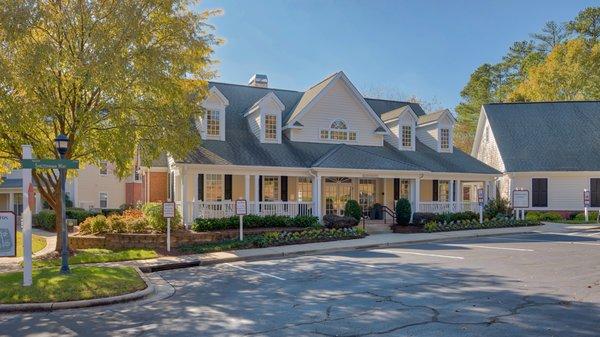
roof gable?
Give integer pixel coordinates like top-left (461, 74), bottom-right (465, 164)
top-left (417, 109), bottom-right (455, 126)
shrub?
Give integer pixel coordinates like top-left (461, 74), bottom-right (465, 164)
top-left (126, 217), bottom-right (150, 233)
top-left (191, 214), bottom-right (317, 232)
top-left (322, 214), bottom-right (358, 229)
top-left (100, 208), bottom-right (122, 217)
top-left (422, 217), bottom-right (541, 233)
top-left (412, 212), bottom-right (436, 225)
top-left (33, 210), bottom-right (56, 231)
top-left (435, 211), bottom-right (479, 223)
top-left (424, 221), bottom-right (439, 232)
top-left (106, 215), bottom-right (127, 233)
top-left (344, 200), bottom-right (362, 221)
top-left (395, 198), bottom-right (412, 226)
top-left (66, 208), bottom-right (93, 225)
top-left (142, 202), bottom-right (182, 233)
top-left (574, 211), bottom-right (599, 221)
top-left (483, 198), bottom-right (512, 219)
top-left (290, 215), bottom-right (320, 227)
top-left (525, 211), bottom-right (542, 221)
top-left (123, 209), bottom-right (144, 218)
top-left (79, 215), bottom-right (109, 235)
top-left (539, 212), bottom-right (563, 221)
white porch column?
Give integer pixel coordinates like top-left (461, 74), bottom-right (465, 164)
top-left (254, 175), bottom-right (260, 214)
top-left (9, 192), bottom-right (14, 213)
top-left (244, 174), bottom-right (250, 202)
top-left (180, 168), bottom-right (188, 226)
top-left (383, 178), bottom-right (388, 220)
top-left (484, 180), bottom-right (490, 203)
top-left (490, 179), bottom-right (497, 200)
top-left (414, 177), bottom-right (420, 214)
top-left (456, 180), bottom-right (462, 211)
top-left (449, 180), bottom-right (455, 212)
top-left (313, 174), bottom-right (322, 220)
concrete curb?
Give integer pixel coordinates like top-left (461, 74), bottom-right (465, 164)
top-left (0, 267), bottom-right (155, 313)
top-left (139, 227), bottom-right (542, 273)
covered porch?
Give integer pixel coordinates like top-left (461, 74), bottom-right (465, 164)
top-left (171, 165), bottom-right (496, 225)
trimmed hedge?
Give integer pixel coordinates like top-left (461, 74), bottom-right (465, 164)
top-left (411, 211), bottom-right (479, 226)
top-left (179, 227), bottom-right (366, 254)
top-left (344, 200), bottom-right (362, 221)
top-left (526, 211), bottom-right (564, 221)
top-left (322, 214), bottom-right (358, 228)
top-left (192, 215), bottom-right (319, 232)
top-left (33, 210), bottom-right (56, 231)
top-left (424, 218), bottom-right (540, 233)
top-left (574, 211), bottom-right (599, 221)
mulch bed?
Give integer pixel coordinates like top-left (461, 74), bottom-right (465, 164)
top-left (391, 225), bottom-right (424, 233)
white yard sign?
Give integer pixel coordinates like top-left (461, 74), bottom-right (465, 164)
top-left (0, 212), bottom-right (16, 257)
top-left (163, 202), bottom-right (176, 252)
top-left (235, 199), bottom-right (247, 241)
top-left (512, 190), bottom-right (529, 209)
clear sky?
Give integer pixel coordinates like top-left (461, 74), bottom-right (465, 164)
top-left (196, 0), bottom-right (597, 112)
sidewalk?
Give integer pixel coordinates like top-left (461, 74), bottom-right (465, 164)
top-left (0, 228), bottom-right (56, 267)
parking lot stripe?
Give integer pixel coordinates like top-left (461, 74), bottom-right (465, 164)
top-left (495, 236), bottom-right (600, 246)
top-left (444, 244), bottom-right (534, 252)
top-left (570, 241), bottom-right (600, 246)
top-left (374, 249), bottom-right (464, 260)
top-left (315, 257), bottom-right (380, 269)
top-left (223, 263), bottom-right (286, 281)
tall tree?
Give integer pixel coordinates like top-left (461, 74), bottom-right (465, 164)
top-left (509, 39), bottom-right (600, 101)
top-left (531, 21), bottom-right (570, 53)
top-left (0, 0), bottom-right (220, 249)
top-left (567, 7), bottom-right (600, 42)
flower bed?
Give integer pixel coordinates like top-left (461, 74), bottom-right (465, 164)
top-left (423, 218), bottom-right (541, 233)
top-left (192, 215), bottom-right (319, 232)
top-left (178, 227), bottom-right (366, 254)
top-left (78, 204), bottom-right (182, 235)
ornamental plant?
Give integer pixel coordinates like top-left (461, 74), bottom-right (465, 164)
top-left (344, 200), bottom-right (362, 222)
top-left (395, 198), bottom-right (412, 226)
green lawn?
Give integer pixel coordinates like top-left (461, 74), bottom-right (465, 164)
top-left (0, 266), bottom-right (146, 304)
top-left (32, 248), bottom-right (158, 268)
top-left (16, 232), bottom-right (47, 257)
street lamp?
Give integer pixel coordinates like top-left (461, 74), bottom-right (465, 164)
top-left (55, 134), bottom-right (70, 274)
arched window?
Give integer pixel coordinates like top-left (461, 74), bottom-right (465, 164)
top-left (320, 119), bottom-right (356, 142)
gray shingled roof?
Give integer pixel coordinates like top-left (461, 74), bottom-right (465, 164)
top-left (178, 81), bottom-right (498, 174)
top-left (484, 101), bottom-right (600, 172)
top-left (284, 72), bottom-right (337, 124)
top-left (417, 109), bottom-right (452, 125)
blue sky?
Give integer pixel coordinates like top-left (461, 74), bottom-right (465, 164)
top-left (196, 0), bottom-right (597, 112)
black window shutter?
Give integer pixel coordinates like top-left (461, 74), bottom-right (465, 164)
top-left (591, 179), bottom-right (600, 207)
top-left (224, 175), bottom-right (232, 200)
top-left (281, 176), bottom-right (288, 201)
top-left (258, 176), bottom-right (263, 202)
top-left (432, 180), bottom-right (439, 202)
top-left (393, 178), bottom-right (400, 200)
top-left (198, 174), bottom-right (204, 201)
top-left (532, 178), bottom-right (548, 207)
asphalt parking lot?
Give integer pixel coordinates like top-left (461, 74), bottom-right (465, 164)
top-left (1, 229), bottom-right (599, 337)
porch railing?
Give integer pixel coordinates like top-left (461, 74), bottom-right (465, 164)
top-left (182, 201), bottom-right (313, 220)
top-left (418, 202), bottom-right (480, 214)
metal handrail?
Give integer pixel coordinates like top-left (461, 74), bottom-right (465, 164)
top-left (381, 205), bottom-right (396, 224)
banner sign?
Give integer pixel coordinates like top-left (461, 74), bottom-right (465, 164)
top-left (512, 190), bottom-right (530, 209)
top-left (21, 159), bottom-right (79, 169)
top-left (0, 212), bottom-right (16, 257)
top-left (584, 190), bottom-right (591, 207)
top-left (235, 199), bottom-right (248, 215)
top-left (163, 202), bottom-right (176, 218)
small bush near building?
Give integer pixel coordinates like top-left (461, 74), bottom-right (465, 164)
top-left (574, 211), bottom-right (599, 221)
top-left (483, 198), bottom-right (512, 219)
top-left (395, 198), bottom-right (412, 226)
top-left (322, 214), bottom-right (358, 228)
top-left (412, 212), bottom-right (437, 225)
top-left (423, 218), bottom-right (540, 233)
top-left (66, 208), bottom-right (94, 224)
top-left (33, 210), bottom-right (56, 231)
top-left (178, 227), bottom-right (366, 254)
top-left (192, 214), bottom-right (319, 232)
top-left (79, 215), bottom-right (109, 235)
top-left (344, 200), bottom-right (362, 221)
top-left (142, 202), bottom-right (182, 232)
top-left (526, 211), bottom-right (565, 222)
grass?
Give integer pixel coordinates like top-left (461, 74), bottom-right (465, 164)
top-left (15, 232), bottom-right (47, 258)
top-left (0, 266), bottom-right (146, 304)
top-left (32, 248), bottom-right (158, 268)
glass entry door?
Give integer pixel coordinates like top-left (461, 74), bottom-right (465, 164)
top-left (324, 177), bottom-right (353, 215)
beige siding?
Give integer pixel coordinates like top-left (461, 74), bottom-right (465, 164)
top-left (290, 80), bottom-right (383, 146)
top-left (75, 165), bottom-right (126, 209)
top-left (511, 173), bottom-right (600, 211)
top-left (420, 180), bottom-right (433, 202)
top-left (475, 118), bottom-right (505, 172)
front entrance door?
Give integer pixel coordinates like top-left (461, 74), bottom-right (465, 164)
top-left (324, 177), bottom-right (352, 215)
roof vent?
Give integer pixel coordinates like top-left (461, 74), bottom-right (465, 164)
top-left (249, 74), bottom-right (268, 88)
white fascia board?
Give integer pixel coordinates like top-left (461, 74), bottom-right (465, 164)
top-left (208, 86), bottom-right (229, 107)
top-left (421, 172), bottom-right (501, 180)
top-left (243, 91), bottom-right (285, 117)
top-left (173, 163), bottom-right (311, 176)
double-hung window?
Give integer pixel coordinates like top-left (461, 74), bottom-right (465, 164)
top-left (532, 178), bottom-right (548, 207)
top-left (99, 192), bottom-right (108, 209)
top-left (263, 176), bottom-right (279, 201)
top-left (99, 161), bottom-right (108, 175)
top-left (206, 110), bottom-right (220, 137)
top-left (440, 128), bottom-right (450, 150)
top-left (204, 174), bottom-right (224, 202)
top-left (264, 115), bottom-right (277, 140)
top-left (401, 125), bottom-right (412, 148)
top-left (297, 177), bottom-right (312, 202)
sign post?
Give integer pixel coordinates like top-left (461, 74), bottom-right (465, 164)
top-left (235, 199), bottom-right (247, 241)
top-left (163, 201), bottom-right (175, 252)
top-left (477, 188), bottom-right (485, 223)
top-left (0, 212), bottom-right (16, 258)
top-left (583, 189), bottom-right (591, 222)
top-left (512, 189), bottom-right (530, 220)
top-left (21, 145), bottom-right (33, 286)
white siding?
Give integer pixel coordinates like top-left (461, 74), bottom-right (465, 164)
top-left (416, 124), bottom-right (438, 150)
top-left (247, 110), bottom-right (261, 140)
top-left (511, 173), bottom-right (600, 211)
top-left (290, 80), bottom-right (383, 146)
top-left (475, 119), bottom-right (506, 172)
top-left (384, 121), bottom-right (399, 147)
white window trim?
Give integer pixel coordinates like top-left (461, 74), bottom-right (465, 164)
top-left (438, 127), bottom-right (453, 153)
top-left (263, 114), bottom-right (279, 143)
top-left (99, 192), bottom-right (108, 209)
top-left (399, 124), bottom-right (415, 151)
top-left (99, 161), bottom-right (108, 176)
top-left (204, 173), bottom-right (225, 202)
top-left (262, 176), bottom-right (281, 202)
top-left (297, 177), bottom-right (312, 202)
top-left (319, 119), bottom-right (359, 143)
top-left (204, 110), bottom-right (223, 140)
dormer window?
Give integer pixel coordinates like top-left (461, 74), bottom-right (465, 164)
top-left (440, 128), bottom-right (450, 150)
top-left (264, 115), bottom-right (277, 141)
top-left (320, 119), bottom-right (357, 142)
top-left (206, 110), bottom-right (221, 137)
top-left (401, 125), bottom-right (412, 148)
